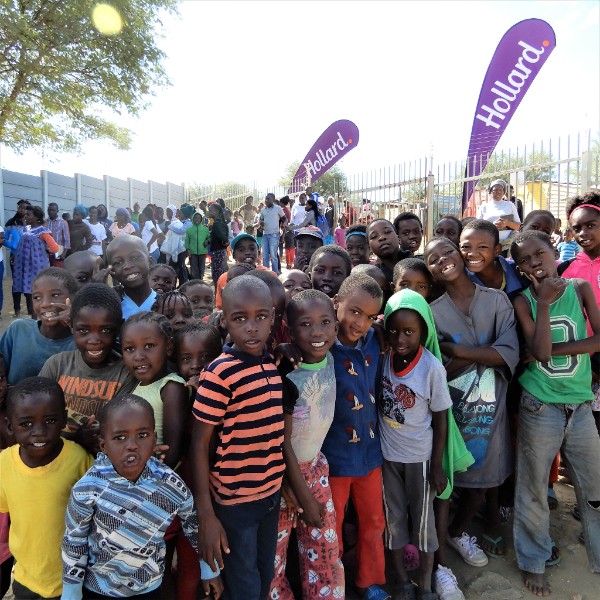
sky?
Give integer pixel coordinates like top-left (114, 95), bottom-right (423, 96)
top-left (1, 0), bottom-right (598, 189)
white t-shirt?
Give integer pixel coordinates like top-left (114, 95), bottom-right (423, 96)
top-left (141, 220), bottom-right (159, 253)
top-left (477, 199), bottom-right (520, 241)
top-left (84, 221), bottom-right (107, 256)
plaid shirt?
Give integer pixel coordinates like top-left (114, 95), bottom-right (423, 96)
top-left (45, 217), bottom-right (71, 250)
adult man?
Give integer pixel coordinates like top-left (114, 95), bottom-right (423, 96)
top-left (259, 193), bottom-right (286, 274)
top-left (45, 202), bottom-right (70, 267)
top-left (509, 185), bottom-right (524, 222)
top-left (241, 195), bottom-right (256, 232)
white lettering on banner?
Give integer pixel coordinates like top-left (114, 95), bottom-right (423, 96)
top-left (304, 131), bottom-right (350, 178)
top-left (475, 40), bottom-right (546, 130)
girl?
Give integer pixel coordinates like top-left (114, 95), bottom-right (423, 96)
top-left (66, 204), bottom-right (93, 255)
top-left (12, 205), bottom-right (60, 317)
top-left (179, 279), bottom-right (215, 320)
top-left (84, 206), bottom-right (108, 257)
top-left (291, 198), bottom-right (319, 229)
top-left (231, 210), bottom-right (244, 236)
top-left (140, 205), bottom-right (164, 264)
top-left (434, 216), bottom-right (463, 247)
top-left (152, 291), bottom-right (195, 333)
top-left (0, 267), bottom-right (77, 384)
top-left (208, 202), bottom-right (229, 288)
top-left (346, 224), bottom-right (371, 267)
top-left (149, 264), bottom-right (177, 295)
top-left (308, 245), bottom-right (352, 298)
top-left (424, 238), bottom-right (519, 565)
top-left (334, 214), bottom-right (347, 248)
top-left (109, 207), bottom-right (136, 238)
top-left (393, 257), bottom-right (433, 300)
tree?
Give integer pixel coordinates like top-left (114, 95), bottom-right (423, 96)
top-left (473, 150), bottom-right (556, 189)
top-left (0, 0), bottom-right (177, 153)
top-left (279, 161), bottom-right (348, 198)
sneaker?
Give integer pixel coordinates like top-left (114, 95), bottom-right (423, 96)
top-left (434, 566), bottom-right (465, 600)
top-left (447, 532), bottom-right (488, 567)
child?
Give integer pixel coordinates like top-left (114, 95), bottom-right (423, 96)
top-left (293, 226), bottom-right (324, 272)
top-left (175, 322), bottom-right (223, 389)
top-left (61, 395), bottom-right (222, 600)
top-left (393, 258), bottom-right (433, 300)
top-left (550, 217), bottom-right (563, 247)
top-left (352, 262), bottom-right (389, 297)
top-left (434, 216), bottom-right (463, 247)
top-left (322, 274), bottom-right (388, 600)
top-left (149, 263), bottom-right (177, 295)
top-left (191, 275), bottom-right (285, 599)
top-left (334, 214), bottom-right (348, 248)
top-left (284, 226), bottom-right (296, 269)
top-left (394, 212), bottom-right (424, 256)
top-left (0, 267), bottom-right (77, 385)
top-left (270, 289), bottom-right (345, 600)
top-left (247, 270), bottom-right (288, 349)
top-left (66, 205), bottom-right (93, 255)
top-left (424, 237), bottom-right (519, 564)
top-left (121, 312), bottom-right (188, 470)
top-left (308, 244), bottom-right (352, 298)
top-left (179, 279), bottom-right (215, 320)
top-left (152, 290), bottom-right (195, 332)
top-left (510, 230), bottom-right (600, 597)
top-left (208, 202), bottom-right (230, 287)
top-left (39, 283), bottom-right (137, 454)
top-left (521, 210), bottom-right (556, 237)
top-left (557, 228), bottom-right (580, 261)
top-left (185, 210), bottom-right (210, 281)
top-left (459, 219), bottom-right (528, 300)
top-left (367, 219), bottom-right (412, 288)
top-left (380, 290), bottom-right (451, 600)
top-left (0, 377), bottom-right (92, 599)
top-left (106, 234), bottom-right (156, 319)
top-left (279, 269), bottom-right (312, 306)
top-left (64, 251), bottom-right (102, 289)
top-left (346, 224), bottom-right (371, 268)
top-left (85, 205), bottom-right (108, 257)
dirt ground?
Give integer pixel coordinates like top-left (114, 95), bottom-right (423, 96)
top-left (0, 274), bottom-right (598, 599)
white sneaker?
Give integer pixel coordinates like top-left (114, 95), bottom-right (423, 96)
top-left (434, 566), bottom-right (465, 600)
top-left (447, 532), bottom-right (489, 567)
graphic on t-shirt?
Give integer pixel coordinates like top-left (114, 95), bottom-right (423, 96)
top-left (381, 376), bottom-right (417, 428)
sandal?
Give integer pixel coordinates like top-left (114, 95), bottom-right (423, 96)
top-left (547, 487), bottom-right (558, 510)
top-left (545, 543), bottom-right (561, 567)
top-left (481, 533), bottom-right (506, 558)
top-left (364, 584), bottom-right (391, 600)
top-left (393, 582), bottom-right (417, 600)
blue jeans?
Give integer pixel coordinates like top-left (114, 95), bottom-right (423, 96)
top-left (262, 233), bottom-right (280, 273)
top-left (213, 491), bottom-right (281, 600)
top-left (514, 391), bottom-right (600, 574)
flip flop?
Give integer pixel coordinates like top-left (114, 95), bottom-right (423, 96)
top-left (545, 543), bottom-right (561, 567)
top-left (364, 584), bottom-right (392, 600)
top-left (481, 533), bottom-right (506, 558)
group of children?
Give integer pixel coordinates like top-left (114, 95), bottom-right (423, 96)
top-left (0, 190), bottom-right (598, 600)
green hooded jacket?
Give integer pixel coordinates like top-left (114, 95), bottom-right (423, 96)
top-left (185, 211), bottom-right (209, 255)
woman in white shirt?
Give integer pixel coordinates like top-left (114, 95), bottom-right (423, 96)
top-left (477, 179), bottom-right (521, 253)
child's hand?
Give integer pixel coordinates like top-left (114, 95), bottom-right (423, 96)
top-left (372, 319), bottom-right (389, 354)
top-left (532, 275), bottom-right (567, 304)
top-left (199, 515), bottom-right (230, 571)
top-left (274, 343), bottom-right (303, 368)
top-left (185, 375), bottom-right (200, 392)
top-left (299, 496), bottom-right (326, 528)
top-left (74, 415), bottom-right (100, 454)
top-left (153, 444), bottom-right (170, 462)
top-left (202, 574), bottom-right (224, 599)
top-left (281, 480), bottom-right (303, 525)
top-left (43, 298), bottom-right (71, 327)
top-left (92, 262), bottom-right (114, 285)
top-left (429, 463), bottom-right (448, 496)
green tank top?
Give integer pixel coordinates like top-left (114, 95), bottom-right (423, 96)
top-left (519, 282), bottom-right (593, 404)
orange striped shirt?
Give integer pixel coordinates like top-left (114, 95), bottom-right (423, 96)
top-left (193, 346), bottom-right (285, 505)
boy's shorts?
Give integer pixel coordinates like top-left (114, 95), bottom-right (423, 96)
top-left (382, 459), bottom-right (438, 553)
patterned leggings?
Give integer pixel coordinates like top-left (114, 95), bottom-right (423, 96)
top-left (270, 453), bottom-right (345, 600)
top-left (211, 249), bottom-right (227, 288)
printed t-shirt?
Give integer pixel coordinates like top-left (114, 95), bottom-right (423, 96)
top-left (84, 220), bottom-right (107, 255)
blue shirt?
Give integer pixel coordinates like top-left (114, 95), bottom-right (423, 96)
top-left (467, 255), bottom-right (528, 301)
top-left (122, 289), bottom-right (157, 320)
top-left (62, 454), bottom-right (218, 600)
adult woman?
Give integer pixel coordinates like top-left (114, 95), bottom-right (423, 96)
top-left (109, 208), bottom-right (136, 239)
top-left (96, 204), bottom-right (113, 242)
top-left (208, 202), bottom-right (229, 287)
top-left (66, 205), bottom-right (93, 256)
top-left (477, 179), bottom-right (521, 253)
top-left (139, 205), bottom-right (164, 263)
top-left (12, 206), bottom-right (59, 316)
top-left (290, 198), bottom-right (319, 229)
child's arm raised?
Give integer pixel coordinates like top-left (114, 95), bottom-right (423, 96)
top-left (160, 380), bottom-right (188, 469)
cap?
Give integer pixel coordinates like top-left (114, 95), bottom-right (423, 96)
top-left (294, 226), bottom-right (324, 241)
top-left (231, 232), bottom-right (258, 252)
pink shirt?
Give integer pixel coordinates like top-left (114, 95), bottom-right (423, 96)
top-left (561, 252), bottom-right (600, 335)
top-left (334, 227), bottom-right (346, 248)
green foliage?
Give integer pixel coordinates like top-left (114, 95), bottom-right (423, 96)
top-left (0, 0), bottom-right (178, 153)
top-left (474, 150), bottom-right (556, 189)
top-left (279, 160), bottom-right (348, 198)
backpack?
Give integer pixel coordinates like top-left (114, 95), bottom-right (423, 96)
top-left (316, 213), bottom-right (330, 239)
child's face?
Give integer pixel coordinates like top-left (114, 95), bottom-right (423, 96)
top-left (397, 218), bottom-right (423, 253)
top-left (233, 239), bottom-right (258, 265)
top-left (368, 221), bottom-right (399, 259)
top-left (99, 404), bottom-right (157, 482)
top-left (177, 332), bottom-right (220, 380)
top-left (108, 238), bottom-right (150, 290)
top-left (569, 206), bottom-right (600, 256)
top-left (32, 276), bottom-right (69, 328)
top-left (394, 269), bottom-right (431, 299)
top-left (149, 268), bottom-right (176, 294)
top-left (345, 234), bottom-right (370, 266)
top-left (334, 288), bottom-right (381, 347)
top-left (6, 393), bottom-right (66, 468)
top-left (72, 210), bottom-right (83, 224)
top-left (193, 214), bottom-right (202, 225)
top-left (425, 239), bottom-right (465, 284)
top-left (310, 253), bottom-right (348, 298)
top-left (221, 288), bottom-right (274, 356)
top-left (182, 283), bottom-right (214, 318)
top-left (459, 229), bottom-right (500, 274)
top-left (280, 271), bottom-right (312, 304)
top-left (434, 218), bottom-right (461, 246)
top-left (289, 299), bottom-right (338, 363)
top-left (25, 209), bottom-right (37, 226)
top-left (122, 322), bottom-right (170, 384)
top-left (72, 307), bottom-right (119, 368)
top-left (523, 215), bottom-right (555, 237)
top-left (208, 204), bottom-right (219, 220)
top-left (564, 229), bottom-right (574, 241)
top-left (65, 254), bottom-right (97, 289)
top-left (159, 297), bottom-right (194, 332)
top-left (88, 207), bottom-right (98, 223)
top-left (386, 309), bottom-right (423, 364)
top-left (513, 238), bottom-right (558, 282)
top-left (295, 236), bottom-right (322, 267)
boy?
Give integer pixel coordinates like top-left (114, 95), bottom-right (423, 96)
top-left (380, 290), bottom-right (451, 600)
top-left (85, 205), bottom-right (108, 257)
top-left (0, 377), bottom-right (92, 599)
top-left (179, 279), bottom-right (215, 320)
top-left (62, 395), bottom-right (221, 600)
top-left (64, 251), bottom-right (103, 290)
top-left (185, 210), bottom-right (210, 280)
top-left (367, 219), bottom-right (411, 288)
top-left (394, 212), bottom-right (424, 256)
top-left (105, 235), bottom-right (156, 319)
top-left (191, 275), bottom-right (285, 600)
top-left (511, 231), bottom-right (600, 597)
top-left (293, 226), bottom-right (324, 272)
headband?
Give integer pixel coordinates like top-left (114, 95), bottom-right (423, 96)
top-left (346, 231), bottom-right (367, 240)
top-left (572, 203), bottom-right (600, 214)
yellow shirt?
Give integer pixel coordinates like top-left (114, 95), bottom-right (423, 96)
top-left (0, 440), bottom-right (93, 597)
